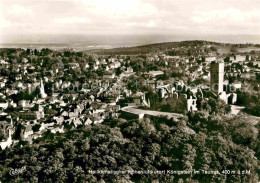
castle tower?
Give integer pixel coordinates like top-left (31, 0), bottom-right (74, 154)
top-left (210, 61), bottom-right (224, 94)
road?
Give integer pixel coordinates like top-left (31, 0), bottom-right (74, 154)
top-left (121, 106), bottom-right (183, 120)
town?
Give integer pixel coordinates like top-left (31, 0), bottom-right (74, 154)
top-left (0, 41), bottom-right (259, 150)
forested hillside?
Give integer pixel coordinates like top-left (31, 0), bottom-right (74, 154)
top-left (0, 112), bottom-right (259, 183)
top-left (85, 41), bottom-right (260, 55)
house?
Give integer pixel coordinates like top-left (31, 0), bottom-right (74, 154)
top-left (32, 104), bottom-right (45, 118)
top-left (6, 89), bottom-right (19, 96)
top-left (18, 100), bottom-right (34, 109)
top-left (84, 118), bottom-right (92, 125)
top-left (113, 61), bottom-right (121, 68)
top-left (95, 60), bottom-right (100, 65)
top-left (15, 74), bottom-right (23, 80)
top-left (149, 71), bottom-right (164, 78)
top-left (231, 82), bottom-right (242, 90)
top-left (187, 96), bottom-right (198, 112)
top-left (133, 98), bottom-right (141, 106)
top-left (165, 56), bottom-right (180, 60)
top-left (103, 73), bottom-right (115, 80)
top-left (22, 123), bottom-right (34, 139)
top-left (39, 122), bottom-right (55, 131)
top-left (93, 117), bottom-right (104, 124)
top-left (18, 111), bottom-right (41, 120)
top-left (128, 103), bottom-right (137, 107)
top-left (93, 65), bottom-right (99, 70)
top-left (0, 129), bottom-right (12, 150)
top-left (0, 81), bottom-right (5, 88)
top-left (72, 118), bottom-right (82, 127)
top-left (126, 67), bottom-right (134, 73)
top-left (77, 103), bottom-right (85, 114)
top-left (105, 66), bottom-right (110, 71)
top-left (233, 55), bottom-right (246, 62)
top-left (22, 58), bottom-right (28, 63)
top-left (53, 116), bottom-right (64, 125)
top-left (108, 58), bottom-right (115, 63)
top-left (205, 57), bottom-right (216, 62)
top-left (69, 110), bottom-right (79, 118)
top-left (68, 62), bottom-right (79, 69)
top-left (253, 61), bottom-right (260, 67)
top-left (107, 105), bottom-right (120, 112)
top-left (51, 126), bottom-right (64, 134)
top-left (0, 103), bottom-right (8, 110)
top-left (8, 100), bottom-right (17, 108)
top-left (240, 72), bottom-right (255, 79)
top-left (85, 63), bottom-right (90, 69)
top-left (101, 59), bottom-right (107, 65)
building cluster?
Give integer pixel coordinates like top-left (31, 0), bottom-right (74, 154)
top-left (0, 44), bottom-right (259, 149)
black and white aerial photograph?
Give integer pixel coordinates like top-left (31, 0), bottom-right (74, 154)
top-left (0, 0), bottom-right (260, 182)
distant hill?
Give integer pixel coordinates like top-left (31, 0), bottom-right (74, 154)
top-left (1, 40), bottom-right (259, 55)
top-left (84, 40), bottom-right (216, 55)
top-left (85, 40), bottom-right (260, 55)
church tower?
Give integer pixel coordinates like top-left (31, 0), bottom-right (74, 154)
top-left (40, 79), bottom-right (47, 98)
top-left (210, 61), bottom-right (224, 94)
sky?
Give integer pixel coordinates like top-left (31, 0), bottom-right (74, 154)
top-left (0, 0), bottom-right (260, 43)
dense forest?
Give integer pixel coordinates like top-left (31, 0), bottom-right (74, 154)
top-left (0, 111), bottom-right (259, 182)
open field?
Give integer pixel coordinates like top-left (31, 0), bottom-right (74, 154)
top-left (217, 45), bottom-right (260, 54)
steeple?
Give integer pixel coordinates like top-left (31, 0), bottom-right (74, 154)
top-left (40, 79), bottom-right (47, 98)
